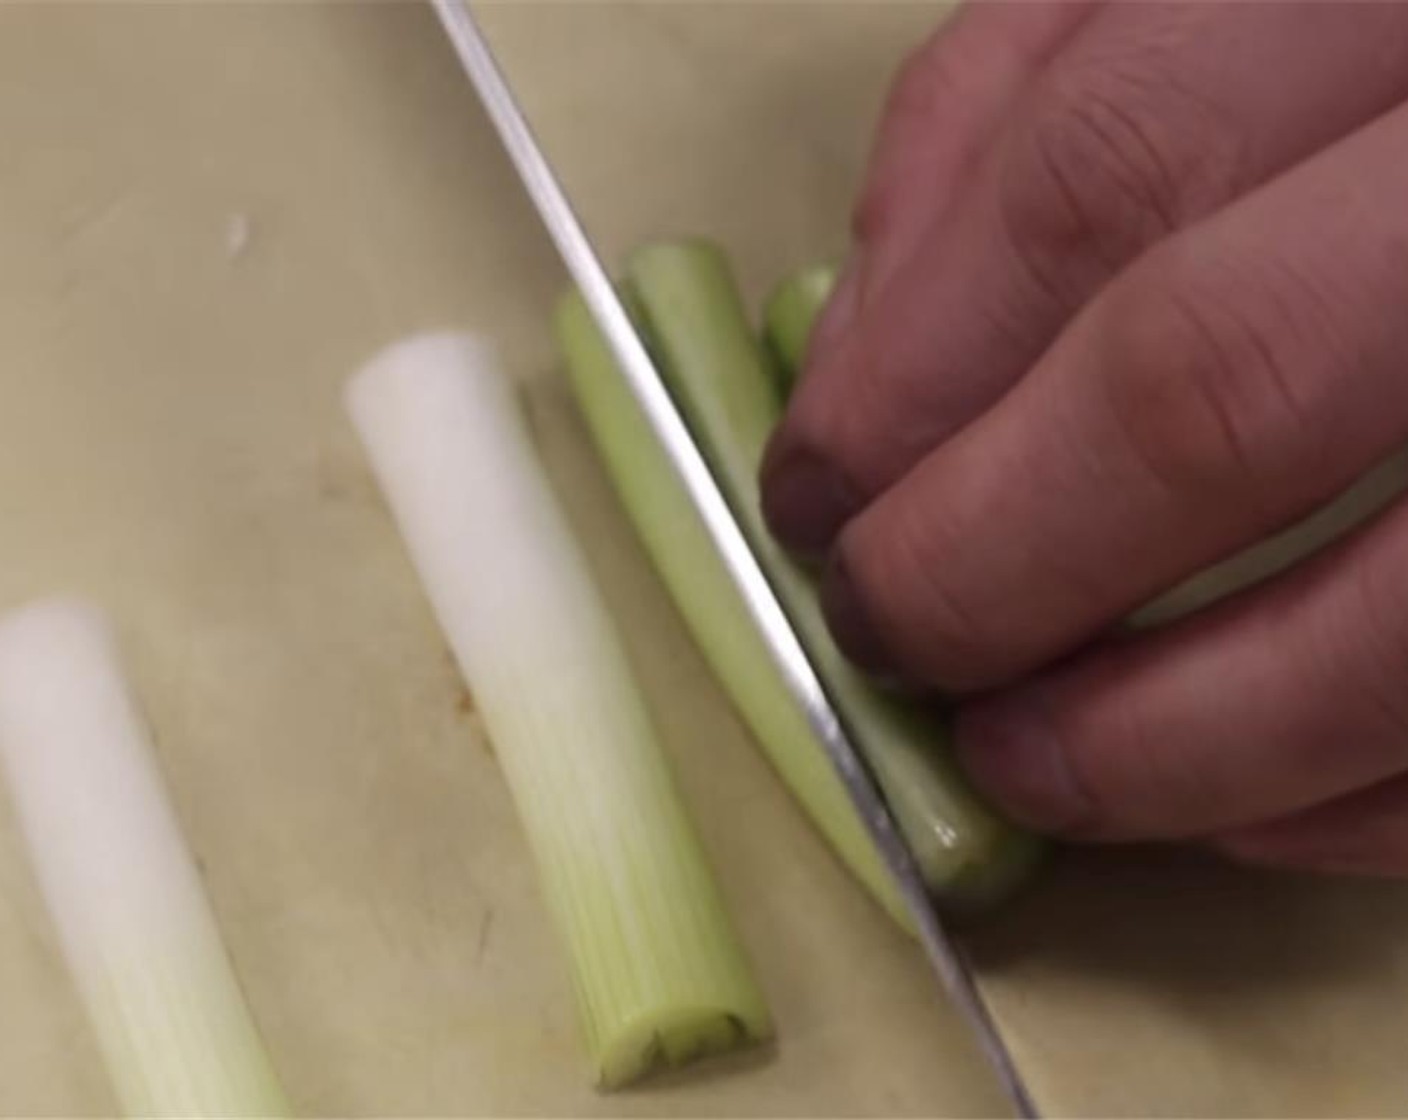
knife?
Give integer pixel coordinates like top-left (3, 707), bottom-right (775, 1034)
top-left (428, 2), bottom-right (1037, 1114)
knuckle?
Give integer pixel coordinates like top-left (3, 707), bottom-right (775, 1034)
top-left (883, 31), bottom-right (959, 129)
top-left (998, 61), bottom-right (1230, 304)
top-left (783, 349), bottom-right (920, 496)
top-left (1122, 720), bottom-right (1239, 834)
top-left (838, 504), bottom-right (1009, 692)
top-left (1095, 267), bottom-right (1313, 500)
top-left (778, 386), bottom-right (852, 483)
top-left (853, 32), bottom-right (966, 245)
top-left (1045, 666), bottom-right (1240, 838)
top-left (851, 175), bottom-right (902, 247)
top-left (1340, 541), bottom-right (1408, 755)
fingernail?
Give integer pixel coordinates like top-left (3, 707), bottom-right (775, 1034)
top-left (805, 256), bottom-right (863, 366)
top-left (955, 695), bottom-right (1094, 834)
top-left (759, 443), bottom-right (862, 557)
top-left (819, 553), bottom-right (897, 678)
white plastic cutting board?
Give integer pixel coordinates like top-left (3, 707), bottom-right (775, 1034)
top-left (0, 4), bottom-right (1405, 1116)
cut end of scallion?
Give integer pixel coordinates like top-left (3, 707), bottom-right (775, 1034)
top-left (0, 598), bottom-right (290, 1118)
top-left (598, 1006), bottom-right (758, 1091)
top-left (345, 330), bottom-right (772, 1090)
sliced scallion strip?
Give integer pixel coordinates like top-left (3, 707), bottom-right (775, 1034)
top-left (0, 598), bottom-right (289, 1117)
top-left (344, 331), bottom-right (771, 1089)
top-left (762, 262), bottom-right (838, 392)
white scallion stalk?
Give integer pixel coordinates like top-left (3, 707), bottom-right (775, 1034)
top-left (344, 332), bottom-right (771, 1089)
top-left (0, 599), bottom-right (289, 1117)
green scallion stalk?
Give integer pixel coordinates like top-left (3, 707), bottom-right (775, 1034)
top-left (345, 332), bottom-right (771, 1089)
top-left (0, 599), bottom-right (290, 1117)
top-left (561, 240), bottom-right (1043, 916)
top-left (762, 263), bottom-right (838, 392)
top-left (555, 295), bottom-right (910, 929)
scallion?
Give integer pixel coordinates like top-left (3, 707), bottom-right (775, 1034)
top-left (555, 294), bottom-right (909, 928)
top-left (344, 331), bottom-right (771, 1089)
top-left (0, 599), bottom-right (289, 1117)
top-left (762, 262), bottom-right (838, 392)
top-left (559, 240), bottom-right (1043, 917)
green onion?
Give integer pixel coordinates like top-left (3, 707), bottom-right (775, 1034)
top-left (559, 240), bottom-right (1043, 916)
top-left (555, 295), bottom-right (910, 928)
top-left (762, 262), bottom-right (838, 392)
top-left (0, 599), bottom-right (289, 1117)
top-left (345, 332), bottom-right (771, 1089)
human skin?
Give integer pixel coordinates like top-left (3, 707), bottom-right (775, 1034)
top-left (760, 1), bottom-right (1408, 875)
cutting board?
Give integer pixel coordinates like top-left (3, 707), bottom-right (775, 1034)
top-left (0, 3), bottom-right (1404, 1116)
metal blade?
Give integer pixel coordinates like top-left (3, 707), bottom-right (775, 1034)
top-left (429, 3), bottom-right (1037, 1114)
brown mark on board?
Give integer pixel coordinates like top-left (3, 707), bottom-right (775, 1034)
top-left (314, 445), bottom-right (380, 507)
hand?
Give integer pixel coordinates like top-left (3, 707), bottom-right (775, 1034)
top-left (760, 0), bottom-right (1408, 875)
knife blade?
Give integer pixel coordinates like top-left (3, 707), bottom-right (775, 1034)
top-left (428, 2), bottom-right (1037, 1114)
